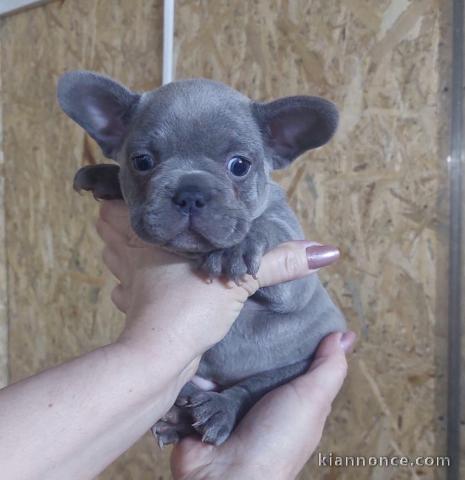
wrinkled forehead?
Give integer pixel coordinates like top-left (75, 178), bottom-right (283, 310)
top-left (126, 81), bottom-right (263, 158)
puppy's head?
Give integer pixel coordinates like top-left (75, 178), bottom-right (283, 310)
top-left (58, 71), bottom-right (338, 253)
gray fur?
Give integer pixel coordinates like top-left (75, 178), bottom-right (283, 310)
top-left (57, 71), bottom-right (346, 446)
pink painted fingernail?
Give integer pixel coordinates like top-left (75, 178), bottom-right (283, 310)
top-left (340, 331), bottom-right (357, 354)
top-left (306, 245), bottom-right (340, 269)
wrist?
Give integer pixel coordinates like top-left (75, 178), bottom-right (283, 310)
top-left (103, 340), bottom-right (199, 425)
top-left (120, 305), bottom-right (218, 366)
top-left (112, 327), bottom-right (199, 394)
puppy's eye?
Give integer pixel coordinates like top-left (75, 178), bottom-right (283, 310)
top-left (228, 156), bottom-right (251, 177)
top-left (132, 154), bottom-right (155, 172)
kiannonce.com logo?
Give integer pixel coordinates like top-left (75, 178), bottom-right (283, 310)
top-left (317, 452), bottom-right (451, 468)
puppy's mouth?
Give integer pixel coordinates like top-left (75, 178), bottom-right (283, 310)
top-left (131, 202), bottom-right (251, 254)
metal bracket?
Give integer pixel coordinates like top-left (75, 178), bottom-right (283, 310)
top-left (447, 1), bottom-right (463, 478)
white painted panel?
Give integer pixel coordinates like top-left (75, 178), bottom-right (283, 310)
top-left (0, 0), bottom-right (50, 17)
top-left (163, 0), bottom-right (175, 84)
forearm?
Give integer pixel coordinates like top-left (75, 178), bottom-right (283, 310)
top-left (0, 331), bottom-right (196, 480)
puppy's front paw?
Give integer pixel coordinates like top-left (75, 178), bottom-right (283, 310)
top-left (187, 391), bottom-right (236, 445)
top-left (200, 232), bottom-right (267, 282)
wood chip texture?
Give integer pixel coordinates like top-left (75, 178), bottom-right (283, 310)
top-left (0, 0), bottom-right (454, 479)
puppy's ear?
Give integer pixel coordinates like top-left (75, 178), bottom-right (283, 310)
top-left (253, 96), bottom-right (338, 169)
top-left (57, 71), bottom-right (140, 159)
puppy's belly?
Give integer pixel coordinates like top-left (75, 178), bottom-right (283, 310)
top-left (197, 309), bottom-right (316, 385)
top-left (197, 286), bottom-right (346, 387)
top-left (191, 375), bottom-right (218, 391)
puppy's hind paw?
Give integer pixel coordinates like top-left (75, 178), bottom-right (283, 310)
top-left (153, 421), bottom-right (181, 448)
top-left (152, 406), bottom-right (194, 448)
top-left (187, 391), bottom-right (236, 446)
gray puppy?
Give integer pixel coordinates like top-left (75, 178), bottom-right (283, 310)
top-left (57, 71), bottom-right (346, 446)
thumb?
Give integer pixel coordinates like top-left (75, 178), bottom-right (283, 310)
top-left (292, 331), bottom-right (356, 408)
top-left (256, 241), bottom-right (340, 288)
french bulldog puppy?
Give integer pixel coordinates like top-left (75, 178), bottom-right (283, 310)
top-left (57, 71), bottom-right (346, 446)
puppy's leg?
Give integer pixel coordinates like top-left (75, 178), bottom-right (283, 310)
top-left (186, 359), bottom-right (310, 445)
top-left (151, 381), bottom-right (210, 447)
top-left (152, 404), bottom-right (195, 448)
top-left (73, 164), bottom-right (123, 200)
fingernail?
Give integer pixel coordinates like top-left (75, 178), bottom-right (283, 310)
top-left (340, 331), bottom-right (357, 354)
top-left (306, 245), bottom-right (340, 269)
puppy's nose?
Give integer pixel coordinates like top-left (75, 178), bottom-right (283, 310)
top-left (172, 185), bottom-right (211, 213)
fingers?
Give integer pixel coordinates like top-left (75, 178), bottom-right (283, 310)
top-left (102, 246), bottom-right (125, 282)
top-left (98, 201), bottom-right (149, 249)
top-left (111, 284), bottom-right (128, 313)
top-left (171, 437), bottom-right (216, 480)
top-left (340, 331), bottom-right (357, 354)
top-left (280, 332), bottom-right (356, 459)
top-left (292, 332), bottom-right (356, 410)
top-left (224, 332), bottom-right (356, 477)
top-left (99, 200), bottom-right (131, 238)
top-left (313, 331), bottom-right (356, 360)
top-left (96, 215), bottom-right (127, 247)
top-left (256, 241), bottom-right (340, 289)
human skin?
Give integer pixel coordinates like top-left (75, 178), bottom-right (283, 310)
top-left (0, 200), bottom-right (355, 480)
top-left (171, 332), bottom-right (354, 480)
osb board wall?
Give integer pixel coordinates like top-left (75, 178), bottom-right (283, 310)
top-left (0, 0), bottom-right (171, 478)
top-left (175, 0), bottom-right (449, 479)
top-left (0, 1), bottom-right (451, 480)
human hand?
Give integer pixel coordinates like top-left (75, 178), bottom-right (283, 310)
top-left (170, 331), bottom-right (356, 480)
top-left (96, 200), bottom-right (341, 370)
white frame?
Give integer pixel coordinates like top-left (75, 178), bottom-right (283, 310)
top-left (0, 0), bottom-right (51, 18)
top-left (163, 0), bottom-right (175, 84)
